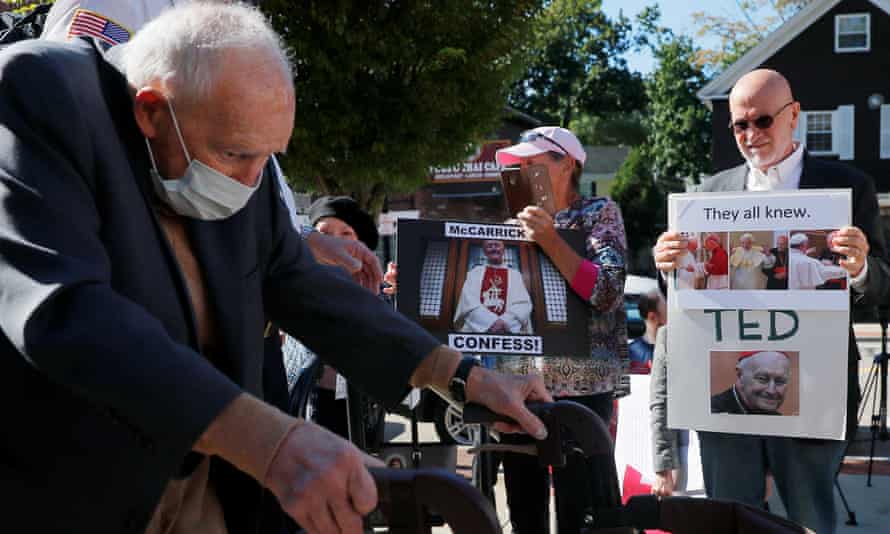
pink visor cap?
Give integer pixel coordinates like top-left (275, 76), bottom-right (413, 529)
top-left (495, 126), bottom-right (587, 167)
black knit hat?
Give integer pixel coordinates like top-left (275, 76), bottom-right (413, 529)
top-left (307, 196), bottom-right (379, 250)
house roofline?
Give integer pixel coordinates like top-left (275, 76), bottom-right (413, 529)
top-left (698, 0), bottom-right (890, 102)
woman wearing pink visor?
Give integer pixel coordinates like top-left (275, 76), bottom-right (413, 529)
top-left (492, 126), bottom-right (628, 533)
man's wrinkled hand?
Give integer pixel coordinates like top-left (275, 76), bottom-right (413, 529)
top-left (831, 225), bottom-right (869, 277)
top-left (465, 366), bottom-right (553, 439)
top-left (306, 232), bottom-right (383, 291)
top-left (653, 231), bottom-right (687, 273)
top-left (266, 420), bottom-right (384, 534)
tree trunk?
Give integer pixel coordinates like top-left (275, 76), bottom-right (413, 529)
top-left (314, 174), bottom-right (338, 196)
top-left (561, 108), bottom-right (573, 129)
top-left (353, 182), bottom-right (387, 217)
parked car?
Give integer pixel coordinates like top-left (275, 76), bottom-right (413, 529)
top-left (624, 274), bottom-right (659, 340)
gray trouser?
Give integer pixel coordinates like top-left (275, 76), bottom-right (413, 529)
top-left (699, 431), bottom-right (846, 534)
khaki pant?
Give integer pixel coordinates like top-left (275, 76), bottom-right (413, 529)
top-left (145, 458), bottom-right (228, 534)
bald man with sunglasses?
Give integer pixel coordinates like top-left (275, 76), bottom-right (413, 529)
top-left (652, 69), bottom-right (890, 534)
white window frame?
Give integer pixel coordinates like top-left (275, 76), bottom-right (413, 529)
top-left (794, 106), bottom-right (855, 160)
top-left (835, 13), bottom-right (870, 53)
top-left (799, 111), bottom-right (836, 156)
top-left (881, 104), bottom-right (890, 159)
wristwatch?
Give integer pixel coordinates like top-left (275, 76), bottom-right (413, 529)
top-left (448, 356), bottom-right (480, 403)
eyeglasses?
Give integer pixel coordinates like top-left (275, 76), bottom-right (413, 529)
top-left (520, 130), bottom-right (570, 156)
top-left (729, 101), bottom-right (795, 133)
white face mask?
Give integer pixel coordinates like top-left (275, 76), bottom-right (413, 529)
top-left (145, 99), bottom-right (263, 220)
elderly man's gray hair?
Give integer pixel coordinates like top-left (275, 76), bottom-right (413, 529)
top-left (118, 2), bottom-right (293, 102)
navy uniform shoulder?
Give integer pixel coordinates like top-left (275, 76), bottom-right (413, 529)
top-left (0, 38), bottom-right (96, 88)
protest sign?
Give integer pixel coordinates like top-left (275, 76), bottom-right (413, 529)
top-left (396, 219), bottom-right (589, 358)
top-left (614, 375), bottom-right (705, 502)
top-left (667, 190), bottom-right (850, 439)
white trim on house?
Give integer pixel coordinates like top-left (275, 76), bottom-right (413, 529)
top-left (793, 105), bottom-right (855, 159)
top-left (880, 104), bottom-right (890, 159)
top-left (698, 0), bottom-right (890, 102)
top-left (835, 13), bottom-right (871, 52)
top-left (806, 110), bottom-right (835, 155)
top-left (835, 105), bottom-right (855, 160)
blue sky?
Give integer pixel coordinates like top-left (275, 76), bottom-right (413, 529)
top-left (601, 0), bottom-right (751, 74)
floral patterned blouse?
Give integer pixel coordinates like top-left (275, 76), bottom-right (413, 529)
top-left (494, 197), bottom-right (628, 397)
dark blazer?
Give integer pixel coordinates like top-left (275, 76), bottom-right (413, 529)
top-left (711, 387), bottom-right (746, 414)
top-left (0, 40), bottom-right (440, 533)
top-left (761, 247), bottom-right (789, 290)
top-left (695, 153), bottom-right (890, 439)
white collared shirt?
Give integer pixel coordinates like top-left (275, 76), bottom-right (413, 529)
top-left (745, 143), bottom-right (867, 288)
top-left (745, 142), bottom-right (805, 191)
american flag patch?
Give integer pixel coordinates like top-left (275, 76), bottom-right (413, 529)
top-left (67, 9), bottom-right (131, 46)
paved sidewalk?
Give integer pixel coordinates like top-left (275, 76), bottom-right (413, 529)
top-left (390, 426), bottom-right (890, 533)
top-left (767, 471), bottom-right (890, 533)
top-left (389, 327), bottom-right (890, 533)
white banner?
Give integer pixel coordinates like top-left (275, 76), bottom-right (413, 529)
top-left (669, 190), bottom-right (852, 311)
top-left (443, 222), bottom-right (529, 242)
top-left (447, 333), bottom-right (543, 355)
top-left (614, 375), bottom-right (704, 497)
top-left (671, 190), bottom-right (850, 232)
top-left (667, 190), bottom-right (850, 440)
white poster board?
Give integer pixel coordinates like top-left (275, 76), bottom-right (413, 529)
top-left (614, 375), bottom-right (704, 497)
top-left (667, 190), bottom-right (851, 440)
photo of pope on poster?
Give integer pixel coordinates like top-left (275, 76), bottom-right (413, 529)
top-left (396, 219), bottom-right (589, 358)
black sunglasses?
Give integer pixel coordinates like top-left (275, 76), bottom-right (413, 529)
top-left (729, 101), bottom-right (795, 132)
top-left (520, 130), bottom-right (570, 157)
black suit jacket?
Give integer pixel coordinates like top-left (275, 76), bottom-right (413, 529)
top-left (711, 387), bottom-right (747, 414)
top-left (0, 40), bottom-right (440, 533)
top-left (695, 153), bottom-right (890, 439)
top-left (761, 247), bottom-right (789, 290)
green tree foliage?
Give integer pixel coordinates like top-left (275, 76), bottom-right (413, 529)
top-left (693, 0), bottom-right (810, 74)
top-left (262, 0), bottom-right (539, 213)
top-left (1, 0), bottom-right (54, 14)
top-left (646, 35), bottom-right (712, 188)
top-left (608, 9), bottom-right (712, 271)
top-left (508, 0), bottom-right (645, 127)
top-left (609, 145), bottom-right (664, 273)
top-left (569, 111), bottom-right (647, 147)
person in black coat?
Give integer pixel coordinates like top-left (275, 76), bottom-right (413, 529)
top-left (653, 68), bottom-right (890, 534)
top-left (0, 4), bottom-right (552, 533)
top-left (761, 234), bottom-right (789, 290)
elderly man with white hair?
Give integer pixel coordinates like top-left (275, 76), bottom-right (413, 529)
top-left (788, 233), bottom-right (847, 290)
top-left (41, 0), bottom-right (377, 277)
top-left (0, 4), bottom-right (554, 533)
top-left (729, 233), bottom-right (773, 289)
top-left (711, 351), bottom-right (791, 415)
